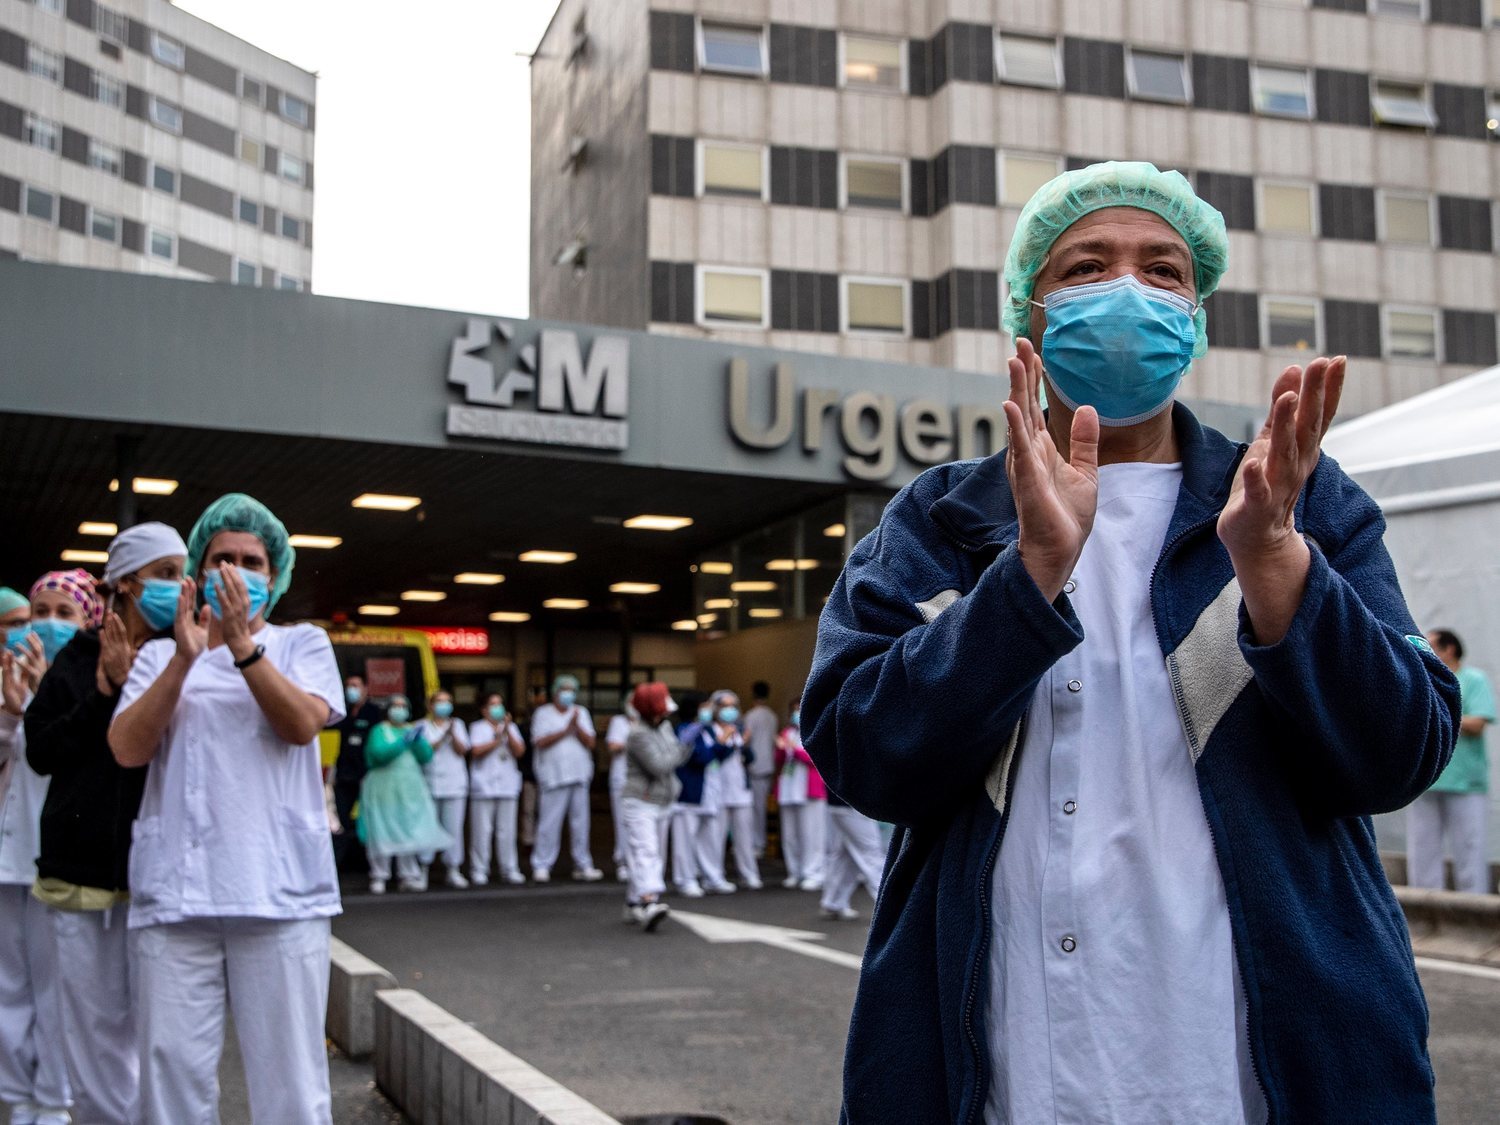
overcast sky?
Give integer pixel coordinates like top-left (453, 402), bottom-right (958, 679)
top-left (177, 0), bottom-right (561, 318)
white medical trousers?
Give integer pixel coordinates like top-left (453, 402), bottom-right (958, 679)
top-left (821, 806), bottom-right (887, 912)
top-left (0, 885), bottom-right (69, 1115)
top-left (430, 796), bottom-right (466, 871)
top-left (779, 800), bottom-right (828, 885)
top-left (621, 797), bottom-right (670, 901)
top-left (610, 785), bottom-right (627, 869)
top-left (369, 851), bottom-right (423, 884)
top-left (712, 806), bottom-right (760, 885)
top-left (1408, 791), bottom-right (1491, 894)
top-left (131, 915), bottom-right (332, 1125)
top-left (533, 782), bottom-right (594, 874)
top-left (671, 807), bottom-right (723, 890)
top-left (468, 797), bottom-right (521, 881)
top-left (750, 774), bottom-right (773, 853)
top-left (52, 903), bottom-right (137, 1124)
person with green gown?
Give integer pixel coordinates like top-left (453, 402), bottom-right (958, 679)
top-left (359, 694), bottom-right (451, 894)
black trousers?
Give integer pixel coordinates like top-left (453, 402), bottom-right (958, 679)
top-left (333, 777), bottom-right (366, 871)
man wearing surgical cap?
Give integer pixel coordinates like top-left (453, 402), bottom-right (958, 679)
top-left (803, 162), bottom-right (1459, 1123)
top-left (108, 494), bottom-right (346, 1123)
top-left (528, 674), bottom-right (604, 882)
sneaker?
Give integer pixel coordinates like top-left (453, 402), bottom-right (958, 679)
top-left (533, 868), bottom-right (551, 883)
top-left (446, 871), bottom-right (470, 890)
top-left (743, 877), bottom-right (764, 890)
top-left (574, 866), bottom-right (605, 882)
top-left (821, 905), bottom-right (861, 921)
top-left (469, 873), bottom-right (490, 887)
top-left (624, 903), bottom-right (641, 924)
top-left (706, 881), bottom-right (738, 894)
top-left (397, 878), bottom-right (424, 893)
top-left (504, 870), bottom-right (527, 885)
top-left (799, 878), bottom-right (824, 892)
top-left (640, 901), bottom-right (670, 932)
top-left (368, 878), bottom-right (387, 895)
top-left (782, 876), bottom-right (801, 889)
top-left (677, 882), bottom-right (705, 898)
top-left (616, 865), bottom-right (630, 882)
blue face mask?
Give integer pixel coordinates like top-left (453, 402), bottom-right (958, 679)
top-left (717, 706), bottom-right (740, 724)
top-left (346, 686), bottom-right (363, 705)
top-left (388, 706), bottom-right (410, 725)
top-left (791, 710), bottom-right (801, 728)
top-left (432, 701), bottom-right (453, 719)
top-left (31, 618), bottom-right (81, 661)
top-left (203, 567), bottom-right (271, 622)
top-left (557, 690), bottom-right (577, 708)
top-left (134, 577), bottom-right (181, 632)
top-left (697, 707), bottom-right (713, 725)
top-left (487, 704), bottom-right (506, 722)
top-left (4, 625), bottom-right (31, 655)
top-left (1036, 274), bottom-right (1198, 427)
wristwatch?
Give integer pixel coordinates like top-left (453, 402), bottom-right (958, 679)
top-left (233, 644), bottom-right (266, 670)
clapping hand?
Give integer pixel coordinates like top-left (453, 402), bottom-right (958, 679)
top-left (173, 578), bottom-right (211, 665)
top-left (1, 650), bottom-right (26, 716)
top-left (213, 568), bottom-right (256, 659)
top-left (95, 612), bottom-right (133, 697)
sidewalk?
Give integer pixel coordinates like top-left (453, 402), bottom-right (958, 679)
top-left (220, 1030), bottom-right (405, 1124)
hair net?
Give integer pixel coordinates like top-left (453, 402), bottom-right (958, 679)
top-left (0, 587), bottom-right (25, 617)
top-left (1002, 160), bottom-right (1228, 358)
top-left (552, 673), bottom-right (580, 695)
top-left (185, 493), bottom-right (296, 614)
top-left (104, 521), bottom-right (188, 586)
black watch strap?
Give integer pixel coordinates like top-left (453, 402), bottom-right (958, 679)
top-left (233, 644), bottom-right (266, 670)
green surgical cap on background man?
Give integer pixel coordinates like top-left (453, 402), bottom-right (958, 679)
top-left (1002, 160), bottom-right (1229, 358)
top-left (0, 587), bottom-right (26, 616)
top-left (185, 493), bottom-right (296, 613)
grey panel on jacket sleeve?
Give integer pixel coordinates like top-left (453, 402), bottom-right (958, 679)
top-left (182, 111), bottom-right (236, 156)
top-left (176, 238), bottom-right (232, 281)
top-left (1442, 309), bottom-right (1498, 366)
top-left (1436, 195), bottom-right (1493, 252)
top-left (1167, 578), bottom-right (1252, 763)
top-left (1324, 299), bottom-right (1382, 359)
top-left (1191, 54), bottom-right (1251, 114)
top-left (184, 47), bottom-right (237, 94)
top-left (1318, 183), bottom-right (1377, 242)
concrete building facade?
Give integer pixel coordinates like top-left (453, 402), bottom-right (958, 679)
top-left (531, 0), bottom-right (1500, 417)
top-left (0, 0), bottom-right (314, 289)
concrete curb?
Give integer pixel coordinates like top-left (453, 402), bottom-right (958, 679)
top-left (327, 935), bottom-right (399, 1059)
top-left (374, 988), bottom-right (621, 1125)
top-left (1394, 885), bottom-right (1500, 968)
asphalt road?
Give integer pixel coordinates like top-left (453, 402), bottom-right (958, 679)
top-left (330, 878), bottom-right (1500, 1125)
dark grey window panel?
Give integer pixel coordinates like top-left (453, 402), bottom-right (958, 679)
top-left (1429, 0), bottom-right (1483, 27)
top-left (66, 0), bottom-right (95, 28)
top-left (59, 196), bottom-right (87, 234)
top-left (265, 83), bottom-right (282, 113)
top-left (945, 145), bottom-right (998, 207)
top-left (769, 146), bottom-right (837, 209)
top-left (1442, 308), bottom-right (1498, 365)
top-left (650, 134), bottom-right (694, 197)
top-left (649, 260), bottom-right (695, 324)
top-left (63, 57), bottom-right (92, 96)
top-left (99, 42), bottom-right (121, 62)
top-left (1437, 195), bottom-right (1493, 252)
top-left (771, 268), bottom-right (839, 332)
top-left (1314, 69), bottom-right (1372, 127)
top-left (1318, 183), bottom-right (1377, 241)
top-left (120, 217), bottom-right (143, 252)
top-left (0, 30), bottom-right (27, 70)
top-left (1206, 290), bottom-right (1260, 350)
top-left (177, 238), bottom-right (232, 282)
top-left (943, 23), bottom-right (995, 85)
top-left (0, 250), bottom-right (15, 260)
top-left (124, 84), bottom-right (146, 119)
top-left (1191, 54), bottom-right (1251, 114)
top-left (261, 267), bottom-right (277, 289)
top-left (930, 151), bottom-right (950, 213)
top-left (1062, 38), bottom-right (1126, 99)
top-left (1324, 299), bottom-right (1382, 358)
top-left (185, 47), bottom-right (237, 94)
top-left (953, 269), bottom-right (1000, 330)
top-left (125, 17), bottom-right (146, 53)
top-left (1433, 83), bottom-right (1489, 139)
top-left (0, 101), bottom-right (22, 141)
top-left (183, 111), bottom-right (236, 156)
top-left (263, 144), bottom-right (278, 174)
top-left (768, 24), bottom-right (836, 87)
top-left (121, 149), bottom-right (146, 185)
top-left (261, 205), bottom-right (278, 235)
top-left (1195, 171), bottom-right (1255, 231)
top-left (1310, 0), bottom-right (1367, 9)
top-left (907, 38), bottom-right (930, 97)
top-left (180, 173), bottom-right (234, 218)
top-left (61, 127), bottom-right (89, 164)
top-left (928, 27), bottom-right (948, 90)
top-left (304, 161), bottom-right (314, 191)
top-left (303, 219), bottom-right (312, 249)
top-left (909, 158), bottom-right (933, 217)
top-left (933, 272), bottom-right (953, 338)
top-left (649, 10), bottom-right (695, 73)
top-left (1066, 155), bottom-right (1103, 171)
top-left (912, 279), bottom-right (934, 340)
top-left (0, 176), bottom-right (19, 213)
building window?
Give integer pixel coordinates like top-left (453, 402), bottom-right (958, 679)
top-left (995, 34), bottom-right (1061, 88)
top-left (90, 209), bottom-right (118, 242)
top-left (697, 21), bottom-right (766, 77)
top-left (23, 186), bottom-right (56, 222)
top-left (94, 4), bottom-right (127, 44)
top-left (149, 230), bottom-right (174, 261)
top-left (1252, 65), bottom-right (1312, 118)
top-left (1127, 50), bottom-right (1190, 103)
top-left (235, 260), bottom-right (258, 286)
top-left (843, 277), bottom-right (907, 335)
top-left (1259, 181), bottom-right (1316, 234)
top-left (277, 276), bottom-right (305, 292)
top-left (238, 198), bottom-right (259, 225)
top-left (698, 266), bottom-right (767, 327)
top-left (1489, 92), bottom-right (1500, 136)
top-left (88, 140), bottom-right (121, 175)
top-left (240, 76), bottom-right (263, 105)
top-left (278, 152), bottom-right (305, 184)
top-left (1384, 308), bottom-right (1438, 359)
top-left (1371, 79), bottom-right (1436, 128)
top-left (999, 152), bottom-right (1060, 207)
top-left (149, 96), bottom-right (183, 134)
top-left (33, 0), bottom-right (64, 15)
top-left (240, 137), bottom-right (262, 166)
top-left (698, 141), bottom-right (765, 199)
top-left (841, 34), bottom-right (904, 92)
top-left (24, 113), bottom-right (59, 153)
top-left (1372, 0), bottom-right (1426, 18)
top-left (27, 45), bottom-right (62, 84)
top-left (279, 92), bottom-right (310, 127)
top-left (151, 32), bottom-right (185, 70)
top-left (1263, 298), bottom-right (1319, 352)
top-left (281, 215), bottom-right (302, 240)
top-left (92, 73), bottom-right (124, 108)
top-left (152, 164), bottom-right (176, 195)
top-left (842, 157), bottom-right (905, 212)
top-left (1380, 192), bottom-right (1431, 244)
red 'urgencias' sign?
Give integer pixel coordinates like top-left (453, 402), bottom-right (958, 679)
top-left (414, 627), bottom-right (491, 655)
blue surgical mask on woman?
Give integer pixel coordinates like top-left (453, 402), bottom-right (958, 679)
top-left (345, 686), bottom-right (363, 705)
top-left (31, 618), bottom-right (80, 661)
top-left (432, 701), bottom-right (453, 720)
top-left (697, 706), bottom-right (713, 725)
top-left (487, 704), bottom-right (506, 722)
top-left (388, 705), bottom-right (410, 725)
top-left (718, 706), bottom-right (740, 724)
top-left (133, 577), bottom-right (181, 632)
top-left (1035, 274), bottom-right (1198, 427)
top-left (791, 709), bottom-right (801, 728)
top-left (202, 566), bottom-right (271, 622)
top-left (557, 689), bottom-right (577, 708)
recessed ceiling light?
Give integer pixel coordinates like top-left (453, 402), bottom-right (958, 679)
top-left (488, 611), bottom-right (531, 623)
top-left (696, 613), bottom-right (718, 624)
top-left (109, 477), bottom-right (177, 495)
top-left (543, 598), bottom-right (589, 610)
top-left (623, 515), bottom-right (694, 531)
top-left (671, 619), bottom-right (700, 631)
top-left (823, 523), bottom-right (847, 538)
top-left (352, 493), bottom-right (421, 511)
top-left (730, 580), bottom-right (777, 593)
top-left (520, 550), bottom-right (577, 564)
top-left (455, 572), bottom-right (505, 585)
top-left (609, 582), bottom-right (660, 595)
top-left (749, 608), bottom-right (783, 619)
top-left (765, 559), bottom-right (819, 572)
top-left (289, 534), bottom-right (342, 549)
top-left (704, 598), bottom-right (735, 610)
top-left (78, 521), bottom-right (118, 537)
top-left (358, 604), bottom-right (400, 616)
top-left (699, 561), bottom-right (733, 575)
top-left (401, 590), bottom-right (446, 602)
top-left (60, 548), bottom-right (109, 564)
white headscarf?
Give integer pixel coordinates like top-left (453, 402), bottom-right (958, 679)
top-left (104, 522), bottom-right (188, 586)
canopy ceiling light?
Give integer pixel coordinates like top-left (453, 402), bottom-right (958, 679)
top-left (401, 590), bottom-right (446, 603)
top-left (749, 608), bottom-right (784, 619)
top-left (698, 561), bottom-right (734, 575)
top-left (358, 604), bottom-right (400, 616)
top-left (543, 598), bottom-right (588, 610)
top-left (351, 493), bottom-right (421, 511)
top-left (455, 572), bottom-right (505, 585)
top-left (823, 523), bottom-right (847, 538)
top-left (671, 619), bottom-right (700, 631)
top-left (765, 559), bottom-right (820, 571)
top-left (60, 548), bottom-right (108, 564)
top-left (108, 477), bottom-right (178, 495)
top-left (730, 580), bottom-right (777, 593)
top-left (289, 534), bottom-right (342, 549)
top-left (520, 551), bottom-right (577, 564)
top-left (704, 598), bottom-right (736, 610)
top-left (78, 521), bottom-right (118, 537)
top-left (488, 611), bottom-right (531, 623)
top-left (623, 515), bottom-right (694, 531)
top-left (609, 582), bottom-right (660, 595)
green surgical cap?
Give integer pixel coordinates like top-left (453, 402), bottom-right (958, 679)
top-left (185, 493), bottom-right (296, 614)
top-left (553, 674), bottom-right (580, 694)
top-left (1002, 160), bottom-right (1229, 359)
top-left (0, 587), bottom-right (25, 616)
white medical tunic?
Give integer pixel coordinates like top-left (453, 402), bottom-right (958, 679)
top-left (529, 704), bottom-right (596, 790)
top-left (984, 462), bottom-right (1266, 1125)
top-left (118, 623), bottom-right (346, 929)
top-left (0, 711), bottom-right (45, 886)
top-left (420, 718), bottom-right (471, 798)
top-left (468, 719), bottom-right (523, 799)
top-left (605, 714), bottom-right (630, 792)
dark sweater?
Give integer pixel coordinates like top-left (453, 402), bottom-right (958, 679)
top-left (24, 629), bottom-right (146, 893)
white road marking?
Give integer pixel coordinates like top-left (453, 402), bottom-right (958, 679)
top-left (671, 910), bottom-right (864, 971)
top-left (1414, 956), bottom-right (1500, 984)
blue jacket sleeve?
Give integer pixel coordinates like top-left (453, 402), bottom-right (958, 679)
top-left (803, 488), bottom-right (1085, 827)
top-left (1240, 481), bottom-right (1460, 817)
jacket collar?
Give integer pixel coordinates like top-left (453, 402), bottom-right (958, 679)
top-left (928, 401), bottom-right (1247, 550)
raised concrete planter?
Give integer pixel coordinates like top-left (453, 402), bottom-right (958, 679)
top-left (327, 935), bottom-right (399, 1059)
top-left (375, 988), bottom-right (620, 1125)
top-left (1394, 885), bottom-right (1500, 968)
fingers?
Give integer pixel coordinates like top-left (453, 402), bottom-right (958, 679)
top-left (197, 606), bottom-right (212, 630)
top-left (1018, 338), bottom-right (1045, 430)
top-left (1321, 356), bottom-right (1346, 435)
top-left (1069, 406), bottom-right (1100, 477)
top-left (178, 578), bottom-right (197, 623)
top-left (1003, 400), bottom-right (1033, 459)
top-left (1294, 358), bottom-right (1328, 458)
